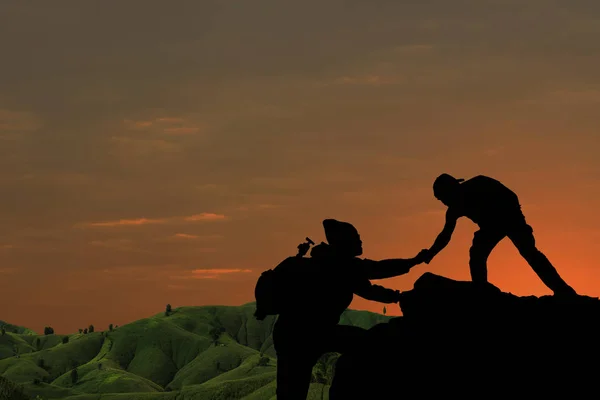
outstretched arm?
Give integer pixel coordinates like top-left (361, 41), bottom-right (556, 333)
top-left (425, 209), bottom-right (459, 262)
top-left (361, 250), bottom-right (429, 280)
top-left (354, 280), bottom-right (401, 304)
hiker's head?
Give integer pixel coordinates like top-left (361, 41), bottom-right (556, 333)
top-left (322, 219), bottom-right (362, 257)
top-left (433, 173), bottom-right (464, 206)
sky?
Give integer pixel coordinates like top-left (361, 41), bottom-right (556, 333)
top-left (1, 1), bottom-right (600, 334)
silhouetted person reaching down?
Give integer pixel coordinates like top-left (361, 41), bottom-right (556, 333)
top-left (270, 219), bottom-right (428, 399)
top-left (421, 173), bottom-right (577, 296)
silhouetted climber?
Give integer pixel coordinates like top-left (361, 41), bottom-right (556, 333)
top-left (261, 219), bottom-right (428, 399)
top-left (421, 173), bottom-right (577, 296)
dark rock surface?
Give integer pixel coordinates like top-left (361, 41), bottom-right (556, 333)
top-left (330, 272), bottom-right (600, 398)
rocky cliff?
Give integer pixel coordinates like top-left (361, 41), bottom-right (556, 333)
top-left (330, 272), bottom-right (599, 398)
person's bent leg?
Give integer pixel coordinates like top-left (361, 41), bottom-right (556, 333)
top-left (469, 229), bottom-right (505, 285)
top-left (276, 352), bottom-right (318, 400)
top-left (508, 224), bottom-right (577, 295)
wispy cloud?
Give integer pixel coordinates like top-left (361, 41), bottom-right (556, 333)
top-left (518, 88), bottom-right (600, 106)
top-left (173, 233), bottom-right (200, 239)
top-left (163, 127), bottom-right (200, 135)
top-left (191, 268), bottom-right (252, 279)
top-left (192, 268), bottom-right (252, 274)
top-left (169, 267), bottom-right (253, 280)
top-left (76, 213), bottom-right (228, 228)
top-left (156, 117), bottom-right (184, 123)
top-left (183, 213), bottom-right (227, 222)
top-left (157, 233), bottom-right (223, 243)
top-left (123, 117), bottom-right (202, 135)
top-left (85, 218), bottom-right (167, 227)
top-left (234, 203), bottom-right (285, 212)
top-left (123, 119), bottom-right (153, 129)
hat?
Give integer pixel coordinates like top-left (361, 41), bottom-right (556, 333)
top-left (433, 173), bottom-right (464, 194)
top-left (322, 219), bottom-right (359, 245)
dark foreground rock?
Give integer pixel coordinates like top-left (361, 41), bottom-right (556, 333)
top-left (330, 272), bottom-right (600, 399)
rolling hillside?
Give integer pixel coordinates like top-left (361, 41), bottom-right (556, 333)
top-left (0, 303), bottom-right (390, 400)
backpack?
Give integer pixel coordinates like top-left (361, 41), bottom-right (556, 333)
top-left (253, 238), bottom-right (315, 321)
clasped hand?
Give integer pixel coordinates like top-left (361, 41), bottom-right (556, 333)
top-left (414, 248), bottom-right (434, 264)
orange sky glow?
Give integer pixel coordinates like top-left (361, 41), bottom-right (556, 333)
top-left (1, 2), bottom-right (600, 334)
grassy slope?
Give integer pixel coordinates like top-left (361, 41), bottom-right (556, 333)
top-left (0, 332), bottom-right (105, 384)
top-left (0, 305), bottom-right (390, 399)
top-left (0, 332), bottom-right (37, 360)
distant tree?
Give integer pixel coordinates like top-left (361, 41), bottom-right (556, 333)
top-left (383, 306), bottom-right (387, 315)
top-left (43, 327), bottom-right (54, 335)
top-left (115, 325), bottom-right (119, 329)
top-left (37, 358), bottom-right (45, 369)
top-left (78, 328), bottom-right (83, 334)
top-left (71, 368), bottom-right (78, 384)
top-left (216, 361), bottom-right (220, 371)
top-left (83, 328), bottom-right (88, 334)
top-left (209, 327), bottom-right (221, 345)
top-left (165, 304), bottom-right (172, 316)
top-left (88, 325), bottom-right (94, 333)
top-left (98, 363), bottom-right (102, 370)
top-left (109, 324), bottom-right (113, 331)
top-left (35, 337), bottom-right (41, 348)
top-left (1, 327), bottom-right (5, 336)
top-left (62, 336), bottom-right (69, 344)
top-left (33, 378), bottom-right (41, 385)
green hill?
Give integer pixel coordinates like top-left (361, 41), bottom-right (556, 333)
top-left (0, 321), bottom-right (37, 336)
top-left (0, 303), bottom-right (390, 399)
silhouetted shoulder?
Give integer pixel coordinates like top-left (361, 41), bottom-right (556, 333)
top-left (457, 175), bottom-right (521, 219)
top-left (462, 175), bottom-right (497, 186)
top-left (462, 175), bottom-right (518, 198)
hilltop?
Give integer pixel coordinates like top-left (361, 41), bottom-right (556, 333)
top-left (330, 272), bottom-right (600, 398)
top-left (0, 321), bottom-right (36, 336)
top-left (0, 302), bottom-right (389, 400)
